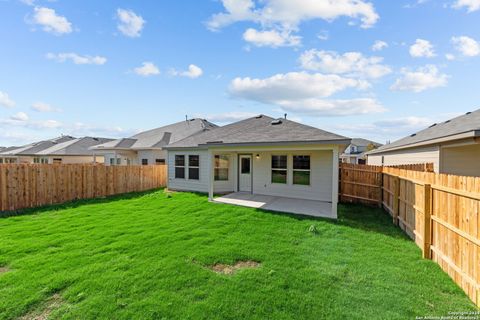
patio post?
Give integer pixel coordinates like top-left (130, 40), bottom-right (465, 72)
top-left (331, 146), bottom-right (339, 218)
top-left (208, 149), bottom-right (214, 201)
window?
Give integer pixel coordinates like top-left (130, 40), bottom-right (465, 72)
top-left (0, 159), bottom-right (3, 164)
top-left (155, 159), bottom-right (165, 165)
top-left (214, 155), bottom-right (229, 181)
top-left (142, 159), bottom-right (148, 165)
top-left (271, 155), bottom-right (287, 184)
top-left (293, 155), bottom-right (310, 185)
top-left (35, 157), bottom-right (48, 164)
top-left (53, 158), bottom-right (62, 164)
top-left (175, 155), bottom-right (185, 179)
top-left (241, 157), bottom-right (250, 174)
top-left (188, 155), bottom-right (199, 180)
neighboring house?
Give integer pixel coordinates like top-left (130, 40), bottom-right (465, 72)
top-left (91, 118), bottom-right (217, 166)
top-left (34, 137), bottom-right (114, 164)
top-left (340, 138), bottom-right (382, 164)
top-left (367, 110), bottom-right (480, 176)
top-left (164, 115), bottom-right (350, 218)
top-left (0, 136), bottom-right (76, 164)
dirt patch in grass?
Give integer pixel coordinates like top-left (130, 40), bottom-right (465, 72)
top-left (19, 294), bottom-right (63, 320)
top-left (0, 266), bottom-right (9, 273)
top-left (210, 260), bottom-right (260, 275)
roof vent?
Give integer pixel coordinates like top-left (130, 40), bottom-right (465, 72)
top-left (445, 120), bottom-right (451, 123)
top-left (206, 140), bottom-right (223, 144)
top-left (466, 111), bottom-right (472, 115)
top-left (271, 119), bottom-right (283, 125)
top-left (255, 115), bottom-right (263, 119)
top-left (429, 123), bottom-right (437, 128)
top-left (410, 133), bottom-right (417, 137)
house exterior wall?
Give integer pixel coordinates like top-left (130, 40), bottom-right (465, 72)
top-left (137, 150), bottom-right (167, 165)
top-left (46, 156), bottom-right (104, 164)
top-left (167, 150), bottom-right (236, 193)
top-left (167, 147), bottom-right (334, 202)
top-left (440, 144), bottom-right (480, 177)
top-left (103, 151), bottom-right (138, 166)
top-left (367, 146), bottom-right (440, 172)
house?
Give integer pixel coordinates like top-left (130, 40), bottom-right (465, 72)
top-left (367, 110), bottom-right (480, 176)
top-left (34, 137), bottom-right (114, 164)
top-left (340, 138), bottom-right (382, 164)
top-left (0, 136), bottom-right (76, 164)
top-left (164, 115), bottom-right (350, 218)
top-left (0, 136), bottom-right (113, 164)
top-left (91, 118), bottom-right (217, 166)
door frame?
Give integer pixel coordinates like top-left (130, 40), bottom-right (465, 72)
top-left (237, 153), bottom-right (253, 193)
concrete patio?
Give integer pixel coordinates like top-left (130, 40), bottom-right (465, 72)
top-left (213, 192), bottom-right (334, 218)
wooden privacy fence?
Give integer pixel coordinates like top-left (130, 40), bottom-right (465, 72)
top-left (340, 163), bottom-right (480, 306)
top-left (0, 164), bottom-right (167, 212)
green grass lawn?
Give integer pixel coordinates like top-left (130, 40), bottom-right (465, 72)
top-left (0, 190), bottom-right (476, 319)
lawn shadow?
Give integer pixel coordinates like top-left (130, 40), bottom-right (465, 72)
top-left (0, 188), bottom-right (165, 219)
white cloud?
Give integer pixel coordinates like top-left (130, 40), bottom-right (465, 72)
top-left (207, 0), bottom-right (379, 46)
top-left (243, 28), bottom-right (301, 47)
top-left (230, 72), bottom-right (369, 101)
top-left (133, 62), bottom-right (160, 77)
top-left (46, 53), bottom-right (107, 65)
top-left (229, 72), bottom-right (382, 116)
top-left (277, 98), bottom-right (386, 116)
top-left (451, 36), bottom-right (480, 57)
top-left (20, 0), bottom-right (35, 6)
top-left (317, 30), bottom-right (329, 41)
top-left (117, 9), bottom-right (145, 38)
top-left (203, 111), bottom-right (260, 123)
top-left (31, 102), bottom-right (61, 113)
top-left (170, 64), bottom-right (203, 79)
top-left (445, 53), bottom-right (456, 60)
top-left (0, 91), bottom-right (15, 108)
top-left (32, 7), bottom-right (72, 35)
top-left (10, 112), bottom-right (29, 122)
top-left (391, 65), bottom-right (448, 92)
top-left (299, 50), bottom-right (391, 79)
top-left (453, 0), bottom-right (480, 12)
top-left (409, 39), bottom-right (436, 58)
top-left (372, 40), bottom-right (388, 51)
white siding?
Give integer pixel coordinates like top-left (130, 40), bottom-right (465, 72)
top-left (137, 150), bottom-right (167, 165)
top-left (441, 144), bottom-right (480, 177)
top-left (48, 156), bottom-right (101, 164)
top-left (168, 148), bottom-right (334, 202)
top-left (167, 150), bottom-right (236, 193)
top-left (252, 150), bottom-right (333, 202)
top-left (367, 146), bottom-right (440, 172)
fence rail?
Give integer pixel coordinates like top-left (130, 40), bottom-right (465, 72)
top-left (339, 163), bottom-right (480, 306)
top-left (0, 164), bottom-right (167, 212)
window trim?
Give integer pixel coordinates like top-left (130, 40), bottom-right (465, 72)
top-left (271, 154), bottom-right (288, 184)
top-left (214, 154), bottom-right (229, 181)
top-left (292, 155), bottom-right (311, 186)
top-left (175, 155), bottom-right (186, 179)
top-left (188, 155), bottom-right (200, 180)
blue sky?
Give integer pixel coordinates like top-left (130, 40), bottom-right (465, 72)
top-left (1, 0), bottom-right (480, 146)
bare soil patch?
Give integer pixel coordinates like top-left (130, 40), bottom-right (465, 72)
top-left (210, 260), bottom-right (260, 275)
top-left (0, 266), bottom-right (9, 274)
top-left (19, 294), bottom-right (63, 320)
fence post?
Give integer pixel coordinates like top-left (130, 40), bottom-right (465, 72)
top-left (392, 176), bottom-right (400, 225)
top-left (422, 184), bottom-right (432, 259)
top-left (378, 167), bottom-right (384, 208)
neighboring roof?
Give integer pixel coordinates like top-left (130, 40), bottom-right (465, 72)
top-left (166, 115), bottom-right (350, 148)
top-left (92, 119), bottom-right (217, 151)
top-left (36, 137), bottom-right (114, 156)
top-left (350, 138), bottom-right (382, 148)
top-left (0, 136), bottom-right (76, 156)
top-left (369, 109), bottom-right (480, 155)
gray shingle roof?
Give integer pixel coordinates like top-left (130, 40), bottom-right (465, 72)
top-left (369, 109), bottom-right (480, 154)
top-left (0, 136), bottom-right (76, 156)
top-left (92, 119), bottom-right (217, 150)
top-left (350, 138), bottom-right (381, 148)
top-left (166, 115), bottom-right (350, 148)
top-left (36, 137), bottom-right (114, 156)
